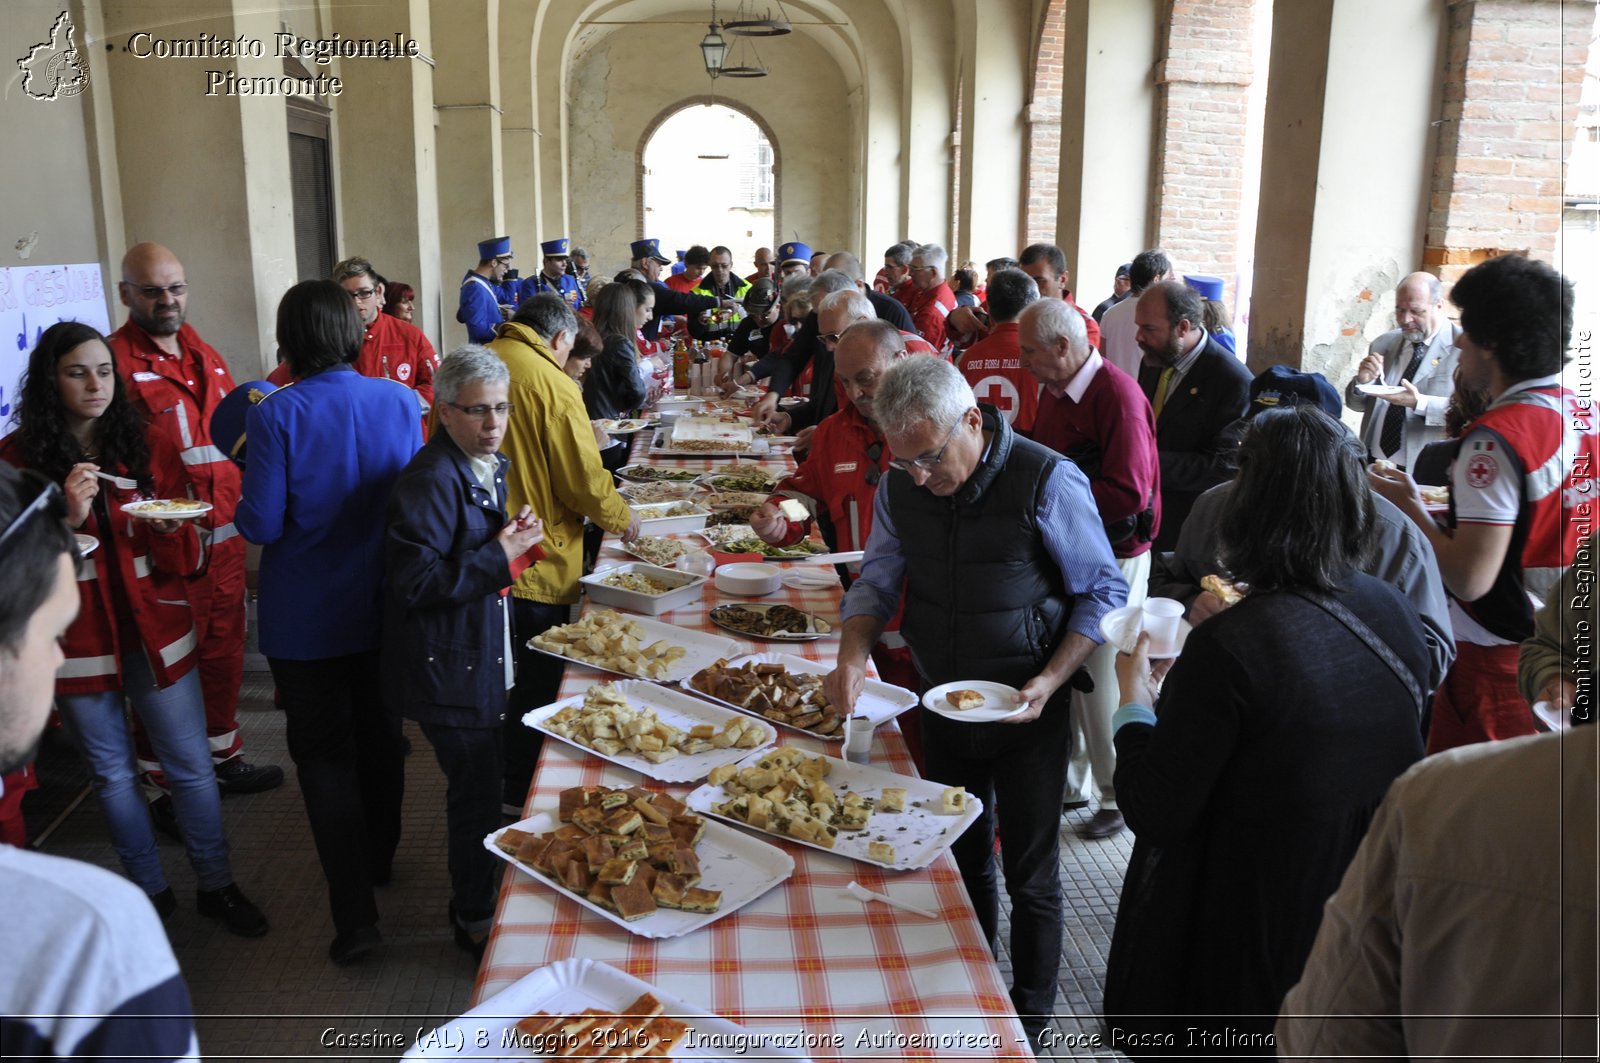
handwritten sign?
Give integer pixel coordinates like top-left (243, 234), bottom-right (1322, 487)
top-left (0, 263), bottom-right (111, 424)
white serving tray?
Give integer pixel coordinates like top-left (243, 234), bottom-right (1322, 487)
top-left (526, 614), bottom-right (740, 684)
top-left (632, 501), bottom-right (712, 535)
top-left (682, 653), bottom-right (914, 742)
top-left (616, 463), bottom-right (702, 484)
top-left (522, 680), bottom-right (775, 784)
top-left (580, 562), bottom-right (708, 617)
top-left (649, 428), bottom-right (769, 459)
top-left (686, 745), bottom-right (984, 871)
top-left (404, 957), bottom-right (812, 1060)
top-left (482, 811), bottom-right (794, 940)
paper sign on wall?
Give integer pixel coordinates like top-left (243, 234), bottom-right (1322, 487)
top-left (0, 263), bottom-right (112, 425)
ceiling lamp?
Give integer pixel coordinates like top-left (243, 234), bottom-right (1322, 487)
top-left (724, 0), bottom-right (792, 36)
top-left (720, 31), bottom-right (769, 77)
top-left (700, 2), bottom-right (728, 78)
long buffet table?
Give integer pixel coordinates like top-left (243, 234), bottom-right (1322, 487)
top-left (472, 420), bottom-right (1033, 1061)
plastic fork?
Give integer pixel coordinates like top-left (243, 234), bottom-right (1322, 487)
top-left (844, 880), bottom-right (939, 919)
top-left (91, 470), bottom-right (139, 490)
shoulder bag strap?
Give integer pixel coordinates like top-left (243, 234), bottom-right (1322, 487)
top-left (1290, 589), bottom-right (1425, 718)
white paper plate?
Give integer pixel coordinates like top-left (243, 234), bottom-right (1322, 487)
top-left (119, 499), bottom-right (213, 521)
top-left (697, 525), bottom-right (829, 560)
top-left (681, 653), bottom-right (914, 742)
top-left (404, 957), bottom-right (813, 1059)
top-left (695, 467), bottom-right (784, 491)
top-left (921, 680), bottom-right (1031, 723)
top-left (525, 614), bottom-right (739, 683)
top-left (597, 418), bottom-right (655, 433)
top-left (1355, 383), bottom-right (1407, 398)
top-left (649, 428), bottom-right (770, 459)
top-left (616, 464), bottom-right (702, 484)
top-left (1098, 603), bottom-right (1193, 659)
top-left (74, 533), bottom-right (98, 557)
top-left (707, 603), bottom-right (833, 642)
top-left (687, 745), bottom-right (984, 871)
top-left (522, 680), bottom-right (774, 784)
top-left (482, 810), bottom-right (794, 940)
top-left (618, 481), bottom-right (705, 504)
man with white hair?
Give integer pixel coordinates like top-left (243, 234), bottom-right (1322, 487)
top-left (1018, 297), bottom-right (1161, 839)
top-left (824, 356), bottom-right (1127, 1048)
top-left (906, 243), bottom-right (957, 352)
top-left (824, 251), bottom-right (915, 332)
top-left (1344, 271), bottom-right (1461, 470)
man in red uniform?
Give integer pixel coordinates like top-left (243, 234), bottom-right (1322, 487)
top-left (109, 243), bottom-right (283, 798)
top-left (666, 245), bottom-right (709, 294)
top-left (331, 256), bottom-right (439, 418)
top-left (1371, 254), bottom-right (1597, 752)
top-left (905, 243), bottom-right (958, 352)
top-left (956, 267), bottom-right (1042, 435)
top-left (748, 319), bottom-right (922, 759)
top-left (878, 241), bottom-right (915, 302)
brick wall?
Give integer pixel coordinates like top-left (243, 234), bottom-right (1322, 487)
top-left (1025, 0), bottom-right (1065, 246)
top-left (1152, 0), bottom-right (1257, 304)
top-left (1424, 0), bottom-right (1595, 286)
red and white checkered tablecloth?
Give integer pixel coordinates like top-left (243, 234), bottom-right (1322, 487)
top-left (473, 432), bottom-right (1032, 1060)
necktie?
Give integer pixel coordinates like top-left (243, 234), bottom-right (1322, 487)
top-left (1152, 367), bottom-right (1176, 418)
top-left (1378, 340), bottom-right (1428, 459)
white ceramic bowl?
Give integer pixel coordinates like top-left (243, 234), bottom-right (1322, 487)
top-left (714, 562), bottom-right (781, 597)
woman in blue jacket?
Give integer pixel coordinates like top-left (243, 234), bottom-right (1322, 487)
top-left (235, 280), bottom-right (422, 964)
top-left (382, 345), bottom-right (543, 961)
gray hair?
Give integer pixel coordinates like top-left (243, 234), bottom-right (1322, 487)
top-left (513, 292), bottom-right (578, 342)
top-left (570, 246), bottom-right (589, 260)
top-left (884, 242), bottom-right (913, 267)
top-left (810, 269), bottom-right (857, 299)
top-left (1018, 298), bottom-right (1086, 356)
top-left (779, 273), bottom-right (813, 304)
top-left (435, 344), bottom-right (510, 404)
top-left (818, 289), bottom-right (874, 322)
top-left (826, 251), bottom-right (864, 282)
top-left (913, 243), bottom-right (948, 274)
top-left (875, 355), bottom-right (976, 439)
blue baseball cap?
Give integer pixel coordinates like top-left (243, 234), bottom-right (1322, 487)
top-left (1184, 273), bottom-right (1225, 301)
top-left (630, 238), bottom-right (671, 265)
top-left (777, 241), bottom-right (812, 266)
top-left (478, 236), bottom-right (512, 260)
top-left (540, 238), bottom-right (570, 257)
top-left (1247, 365), bottom-right (1341, 419)
top-left (210, 380), bottom-right (280, 467)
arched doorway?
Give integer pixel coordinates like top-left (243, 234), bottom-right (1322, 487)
top-left (639, 102), bottom-right (776, 278)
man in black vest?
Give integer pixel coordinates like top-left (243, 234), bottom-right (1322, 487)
top-left (824, 356), bottom-right (1127, 1048)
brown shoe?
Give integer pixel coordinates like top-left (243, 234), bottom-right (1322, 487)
top-left (1077, 809), bottom-right (1125, 839)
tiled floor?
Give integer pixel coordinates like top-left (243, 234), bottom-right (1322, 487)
top-left (31, 675), bottom-right (1135, 1061)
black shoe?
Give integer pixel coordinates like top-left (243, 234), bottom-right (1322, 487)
top-left (196, 883), bottom-right (269, 937)
top-left (215, 758), bottom-right (285, 794)
top-left (150, 887), bottom-right (177, 921)
top-left (1062, 798), bottom-right (1090, 813)
top-left (1077, 809), bottom-right (1126, 839)
top-left (148, 795), bottom-right (182, 842)
top-left (329, 925), bottom-right (381, 964)
top-left (449, 901), bottom-right (488, 964)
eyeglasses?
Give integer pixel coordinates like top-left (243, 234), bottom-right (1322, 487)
top-left (0, 470), bottom-right (67, 560)
top-left (887, 413), bottom-right (966, 473)
top-left (864, 440), bottom-right (883, 486)
top-left (131, 283), bottom-right (188, 299)
top-left (446, 401), bottom-right (515, 419)
top-left (347, 287), bottom-right (379, 301)
top-left (909, 265), bottom-right (937, 274)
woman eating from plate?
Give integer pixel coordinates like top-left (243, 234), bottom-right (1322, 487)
top-left (1103, 404), bottom-right (1429, 1057)
top-left (0, 320), bottom-right (266, 936)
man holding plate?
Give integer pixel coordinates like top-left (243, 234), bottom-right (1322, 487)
top-left (823, 355), bottom-right (1126, 1050)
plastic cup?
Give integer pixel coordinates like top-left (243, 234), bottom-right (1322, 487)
top-left (844, 715), bottom-right (873, 764)
top-left (1141, 597), bottom-right (1185, 655)
top-left (676, 550), bottom-right (716, 578)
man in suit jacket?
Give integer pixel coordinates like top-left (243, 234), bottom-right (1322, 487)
top-left (1135, 280), bottom-right (1251, 550)
top-left (1343, 272), bottom-right (1462, 471)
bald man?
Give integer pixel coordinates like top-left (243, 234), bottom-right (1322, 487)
top-left (109, 244), bottom-right (283, 802)
top-left (1344, 271), bottom-right (1462, 470)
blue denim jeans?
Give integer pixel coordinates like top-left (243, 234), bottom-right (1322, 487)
top-left (57, 652), bottom-right (232, 895)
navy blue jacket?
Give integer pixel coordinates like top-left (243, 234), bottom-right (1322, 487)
top-left (382, 434), bottom-right (516, 728)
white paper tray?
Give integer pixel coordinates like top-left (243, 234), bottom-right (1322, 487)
top-left (681, 653), bottom-right (914, 742)
top-left (526, 614), bottom-right (740, 684)
top-left (483, 810), bottom-right (794, 940)
top-left (404, 957), bottom-right (812, 1060)
top-left (686, 745), bottom-right (984, 871)
top-left (649, 428), bottom-right (770, 459)
top-left (522, 680), bottom-right (776, 784)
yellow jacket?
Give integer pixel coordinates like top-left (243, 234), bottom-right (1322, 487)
top-left (487, 322), bottom-right (633, 604)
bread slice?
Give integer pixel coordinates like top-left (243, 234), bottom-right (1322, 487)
top-left (940, 786), bottom-right (968, 814)
top-left (610, 878), bottom-right (657, 921)
top-left (678, 886), bottom-right (722, 913)
top-left (877, 787), bottom-right (906, 813)
top-left (867, 841), bottom-right (897, 863)
top-left (944, 688), bottom-right (986, 711)
top-left (1200, 573), bottom-right (1245, 605)
top-left (495, 827), bottom-right (534, 857)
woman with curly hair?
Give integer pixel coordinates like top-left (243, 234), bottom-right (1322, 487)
top-left (0, 321), bottom-right (266, 935)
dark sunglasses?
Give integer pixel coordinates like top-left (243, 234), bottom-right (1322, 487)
top-left (0, 470), bottom-right (67, 560)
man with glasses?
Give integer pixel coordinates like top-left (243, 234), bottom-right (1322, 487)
top-left (0, 464), bottom-right (201, 1059)
top-left (109, 243), bottom-right (284, 807)
top-left (689, 245), bottom-right (751, 342)
top-left (823, 355), bottom-right (1126, 1050)
top-left (905, 243), bottom-right (958, 352)
top-left (332, 256), bottom-right (439, 420)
